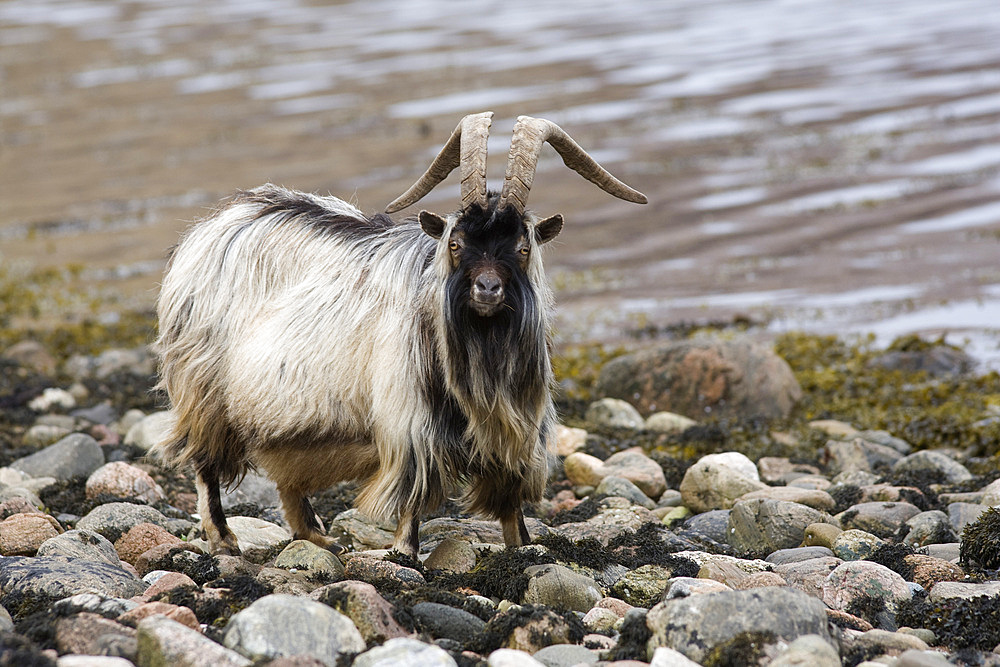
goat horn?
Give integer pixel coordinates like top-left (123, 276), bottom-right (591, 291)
top-left (498, 116), bottom-right (647, 214)
top-left (385, 112), bottom-right (493, 214)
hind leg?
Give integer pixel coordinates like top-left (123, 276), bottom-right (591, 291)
top-left (391, 511), bottom-right (420, 558)
top-left (278, 486), bottom-right (346, 554)
top-left (195, 465), bottom-right (241, 555)
top-left (500, 508), bottom-right (532, 548)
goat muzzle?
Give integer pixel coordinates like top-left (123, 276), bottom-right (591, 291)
top-left (471, 269), bottom-right (504, 316)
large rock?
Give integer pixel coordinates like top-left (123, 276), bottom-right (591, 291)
top-left (564, 449), bottom-right (666, 499)
top-left (522, 563), bottom-right (602, 611)
top-left (9, 433), bottom-right (105, 480)
top-left (312, 580), bottom-right (409, 644)
top-left (353, 637), bottom-right (457, 667)
top-left (76, 502), bottom-right (178, 543)
top-left (680, 453), bottom-right (767, 513)
top-left (728, 498), bottom-right (834, 556)
top-left (36, 529), bottom-right (122, 566)
top-left (0, 555), bottom-right (147, 602)
top-left (137, 614), bottom-right (251, 667)
top-left (646, 587), bottom-right (832, 663)
top-left (223, 593), bottom-right (365, 664)
top-left (595, 338), bottom-right (802, 420)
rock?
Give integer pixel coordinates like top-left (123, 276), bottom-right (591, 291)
top-left (809, 420), bottom-right (859, 438)
top-left (646, 587), bottom-right (831, 663)
top-left (57, 656), bottom-right (136, 667)
top-left (424, 537), bottom-right (478, 573)
top-left (344, 554), bottom-right (425, 587)
top-left (551, 496), bottom-right (660, 545)
top-left (564, 449), bottom-right (666, 499)
top-left (731, 571), bottom-right (788, 590)
top-left (522, 563), bottom-right (602, 612)
top-left (644, 411), bottom-right (697, 434)
top-left (895, 649), bottom-right (953, 666)
top-left (329, 508), bottom-right (397, 550)
top-left (9, 433), bottom-right (105, 480)
top-left (412, 601), bottom-right (486, 643)
top-left (226, 516), bottom-right (292, 562)
top-left (134, 542), bottom-right (206, 578)
top-left (867, 343), bottom-right (975, 377)
top-left (72, 401), bottom-right (118, 425)
top-left (0, 496), bottom-right (39, 518)
top-left (223, 593), bottom-right (365, 663)
top-left (928, 580), bottom-right (1000, 601)
top-left (582, 607), bottom-right (619, 634)
top-left (22, 423), bottom-right (72, 448)
top-left (3, 340), bottom-right (57, 374)
top-left (220, 471), bottom-right (282, 511)
top-left (120, 600), bottom-right (201, 630)
top-left (681, 509), bottom-right (731, 544)
top-left (595, 337), bottom-right (802, 420)
top-left (823, 437), bottom-right (903, 474)
top-left (679, 453), bottom-right (767, 513)
top-left (594, 476), bottom-right (655, 509)
top-left (737, 486), bottom-right (836, 512)
top-left (86, 462), bottom-right (166, 504)
top-left (585, 398), bottom-right (644, 429)
top-left (553, 425), bottom-right (587, 456)
top-left (353, 637), bottom-right (457, 667)
top-left (822, 560), bottom-right (911, 628)
top-left (697, 559), bottom-right (751, 587)
top-left (765, 546), bottom-right (835, 565)
top-left (980, 477), bottom-right (1000, 506)
top-left (851, 628), bottom-right (929, 655)
top-left (274, 539), bottom-right (345, 578)
top-left (0, 555), bottom-right (147, 602)
top-left (903, 554), bottom-right (965, 591)
top-left (609, 564), bottom-right (674, 607)
top-left (493, 606), bottom-right (577, 653)
top-left (36, 529), bottom-right (122, 566)
top-left (773, 557), bottom-right (843, 600)
top-left (801, 522), bottom-right (842, 549)
top-left (769, 634), bottom-right (840, 667)
top-left (563, 453), bottom-right (604, 488)
top-left (77, 502), bottom-right (177, 543)
top-left (837, 501), bottom-right (922, 539)
top-left (891, 450), bottom-right (972, 484)
top-left (115, 522), bottom-right (183, 566)
top-left (488, 649), bottom-right (546, 667)
top-left (728, 498), bottom-right (834, 556)
top-left (948, 501), bottom-right (986, 534)
top-left (531, 644), bottom-right (598, 667)
top-left (662, 577), bottom-right (731, 600)
top-left (255, 567), bottom-right (318, 596)
top-left (54, 612), bottom-right (136, 656)
top-left (137, 614), bottom-right (251, 667)
top-left (649, 646), bottom-right (702, 667)
top-left (124, 410), bottom-right (175, 452)
top-left (831, 529), bottom-right (886, 561)
top-left (0, 512), bottom-right (61, 555)
top-left (312, 580), bottom-right (409, 644)
top-left (903, 510), bottom-right (958, 547)
top-left (141, 571), bottom-right (198, 600)
top-left (52, 592), bottom-right (139, 618)
top-left (28, 387), bottom-right (76, 411)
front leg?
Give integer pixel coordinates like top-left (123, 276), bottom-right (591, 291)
top-left (500, 508), bottom-right (532, 548)
top-left (392, 512), bottom-right (420, 557)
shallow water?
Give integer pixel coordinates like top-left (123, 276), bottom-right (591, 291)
top-left (2, 0), bottom-right (1000, 365)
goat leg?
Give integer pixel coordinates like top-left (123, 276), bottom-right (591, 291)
top-left (392, 512), bottom-right (421, 558)
top-left (501, 507), bottom-right (531, 548)
top-left (278, 486), bottom-right (346, 554)
top-left (195, 466), bottom-right (240, 555)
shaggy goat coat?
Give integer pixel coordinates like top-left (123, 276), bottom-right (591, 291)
top-left (156, 185), bottom-right (554, 546)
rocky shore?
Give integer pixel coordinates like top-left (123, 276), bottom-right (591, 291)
top-left (2, 331), bottom-right (1000, 667)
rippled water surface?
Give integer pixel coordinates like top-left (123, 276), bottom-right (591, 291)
top-left (2, 0), bottom-right (1000, 363)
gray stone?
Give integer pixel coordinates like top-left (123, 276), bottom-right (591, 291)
top-left (646, 587), bottom-right (831, 663)
top-left (531, 644), bottom-right (598, 667)
top-left (488, 649), bottom-right (546, 667)
top-left (330, 508), bottom-right (397, 550)
top-left (52, 592), bottom-right (139, 618)
top-left (823, 560), bottom-right (911, 628)
top-left (0, 605), bottom-right (12, 633)
top-left (769, 634), bottom-right (840, 667)
top-left (124, 410), bottom-right (175, 452)
top-left (852, 628), bottom-right (929, 654)
top-left (424, 537), bottom-right (478, 573)
top-left (903, 510), bottom-right (958, 547)
top-left (550, 496), bottom-right (660, 546)
top-left (679, 453), bottom-right (767, 513)
top-left (823, 438), bottom-right (903, 475)
top-left (353, 637), bottom-right (457, 667)
top-left (681, 509), bottom-right (732, 544)
top-left (729, 498), bottom-right (834, 556)
top-left (274, 539), bottom-right (345, 578)
top-left (838, 501), bottom-right (922, 539)
top-left (662, 576), bottom-right (731, 600)
top-left (138, 614), bottom-right (251, 667)
top-left (765, 546), bottom-right (835, 565)
top-left (220, 471), bottom-right (281, 510)
top-left (582, 607), bottom-right (619, 634)
top-left (649, 646), bottom-right (702, 667)
top-left (644, 411), bottom-right (697, 434)
top-left (948, 502), bottom-right (986, 534)
top-left (831, 529), bottom-right (885, 561)
top-left (76, 502), bottom-right (175, 543)
top-left (896, 649), bottom-right (954, 667)
top-left (774, 557), bottom-right (843, 600)
top-left (344, 554), bottom-right (426, 587)
top-left (856, 430), bottom-right (912, 455)
top-left (22, 423), bottom-right (72, 448)
top-left (600, 449), bottom-right (668, 499)
top-left (594, 476), bottom-right (655, 509)
top-left (928, 580), bottom-right (1000, 601)
top-left (611, 564), bottom-right (676, 606)
top-left (227, 516), bottom-right (292, 563)
top-left (0, 555), bottom-right (147, 602)
top-left (412, 601), bottom-right (486, 643)
top-left (2, 339), bottom-right (56, 374)
top-left (10, 433), bottom-right (105, 480)
top-left (37, 528), bottom-right (122, 566)
top-left (72, 402), bottom-right (118, 425)
top-left (892, 450), bottom-right (972, 484)
top-left (585, 398), bottom-right (644, 429)
top-left (925, 543), bottom-right (961, 562)
top-left (312, 580), bottom-right (409, 644)
top-left (224, 593), bottom-right (365, 663)
top-left (522, 563), bottom-right (602, 612)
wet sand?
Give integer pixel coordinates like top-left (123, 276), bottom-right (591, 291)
top-left (2, 0), bottom-right (1000, 363)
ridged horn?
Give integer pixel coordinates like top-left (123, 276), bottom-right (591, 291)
top-left (498, 115), bottom-right (647, 214)
top-left (385, 112), bottom-right (493, 214)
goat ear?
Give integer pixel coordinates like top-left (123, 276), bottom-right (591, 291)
top-left (419, 211), bottom-right (448, 239)
top-left (534, 214), bottom-right (564, 245)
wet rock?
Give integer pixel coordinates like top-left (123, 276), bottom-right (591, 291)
top-left (223, 593), bottom-right (365, 663)
top-left (412, 601), bottom-right (486, 643)
top-left (123, 410), bottom-right (174, 452)
top-left (274, 539), bottom-right (345, 578)
top-left (737, 486), bottom-right (836, 512)
top-left (0, 512), bottom-right (61, 555)
top-left (226, 516), bottom-right (292, 562)
top-left (86, 462), bottom-right (166, 504)
top-left (838, 501), bottom-right (922, 539)
top-left (585, 398), bottom-right (644, 429)
top-left (0, 555), bottom-right (147, 602)
top-left (831, 529), bottom-right (885, 561)
top-left (595, 338), bottom-right (802, 420)
top-left (891, 450), bottom-right (973, 484)
top-left (822, 560), bottom-right (911, 628)
top-left (114, 522), bottom-right (183, 566)
top-left (773, 557), bottom-right (843, 600)
top-left (137, 614), bottom-right (251, 667)
top-left (728, 498), bottom-right (835, 556)
top-left (312, 580), bottom-right (408, 644)
top-left (531, 644), bottom-right (598, 667)
top-left (54, 612), bottom-right (136, 656)
top-left (9, 432), bottom-right (105, 480)
top-left (609, 564), bottom-right (675, 607)
top-left (823, 437), bottom-right (903, 474)
top-left (353, 637), bottom-right (457, 667)
top-left (769, 634), bottom-right (840, 667)
top-left (553, 425), bottom-right (587, 456)
top-left (424, 537), bottom-right (478, 573)
top-left (120, 600), bottom-right (201, 630)
top-left (646, 587), bottom-right (831, 663)
top-left (522, 563), bottom-right (602, 611)
top-left (344, 554), bottom-right (425, 587)
top-left (594, 476), bottom-right (655, 509)
top-left (644, 411), bottom-right (697, 434)
top-left (77, 502), bottom-right (177, 543)
top-left (37, 529), bottom-right (122, 565)
top-left (679, 452), bottom-right (767, 513)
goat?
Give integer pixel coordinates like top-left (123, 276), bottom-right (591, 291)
top-left (155, 112), bottom-right (646, 556)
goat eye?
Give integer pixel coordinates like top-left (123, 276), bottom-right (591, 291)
top-left (449, 241), bottom-right (459, 251)
top-left (519, 247), bottom-right (529, 255)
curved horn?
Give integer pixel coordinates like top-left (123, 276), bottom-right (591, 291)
top-left (498, 115), bottom-right (647, 214)
top-left (385, 112), bottom-right (493, 214)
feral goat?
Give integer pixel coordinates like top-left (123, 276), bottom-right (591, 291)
top-left (155, 112), bottom-right (646, 556)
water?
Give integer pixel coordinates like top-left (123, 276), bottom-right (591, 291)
top-left (2, 0), bottom-right (1000, 366)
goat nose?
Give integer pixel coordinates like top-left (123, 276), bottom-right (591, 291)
top-left (475, 274), bottom-right (502, 295)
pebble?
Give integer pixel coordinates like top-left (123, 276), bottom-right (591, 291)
top-left (115, 522), bottom-right (183, 565)
top-left (565, 448), bottom-right (666, 499)
top-left (0, 512), bottom-right (62, 555)
top-left (344, 553), bottom-right (426, 587)
top-left (594, 475), bottom-right (656, 509)
top-left (424, 536), bottom-right (478, 573)
top-left (28, 387), bottom-right (77, 411)
top-left (662, 576), bottom-right (731, 599)
top-left (822, 560), bottom-right (911, 628)
top-left (531, 644), bottom-right (598, 666)
top-left (773, 557), bottom-right (843, 600)
top-left (311, 580), bottom-right (409, 644)
top-left (644, 411), bottom-right (697, 434)
top-left (766, 546), bottom-right (835, 565)
top-left (120, 600), bottom-right (201, 629)
top-left (582, 606), bottom-right (619, 634)
top-left (679, 452), bottom-right (767, 513)
top-left (831, 529), bottom-right (885, 560)
top-left (891, 450), bottom-right (973, 484)
top-left (223, 593), bottom-right (365, 663)
top-left (124, 410), bottom-right (175, 451)
top-left (823, 437), bottom-right (903, 474)
top-left (353, 637), bottom-right (457, 667)
top-left (54, 612), bottom-right (136, 656)
top-left (838, 501), bottom-right (922, 538)
top-left (770, 634), bottom-right (841, 667)
top-left (52, 592), bottom-right (139, 618)
top-left (947, 502), bottom-right (986, 534)
top-left (329, 508), bottom-right (397, 550)
top-left (22, 423), bottom-right (72, 448)
top-left (584, 397), bottom-right (644, 429)
top-left (86, 461), bottom-right (167, 504)
top-left (522, 563), bottom-right (603, 611)
top-left (0, 555), bottom-right (147, 602)
top-left (610, 564), bottom-right (675, 607)
top-left (76, 502), bottom-right (179, 543)
top-left (137, 614), bottom-right (251, 667)
top-left (728, 498), bottom-right (835, 555)
top-left (649, 646), bottom-right (702, 666)
top-left (903, 510), bottom-right (958, 547)
top-left (274, 539), bottom-right (346, 578)
top-left (496, 606), bottom-right (576, 653)
top-left (551, 496), bottom-right (660, 545)
top-left (225, 516), bottom-right (292, 562)
top-left (9, 432), bottom-right (105, 480)
top-left (412, 601), bottom-right (486, 644)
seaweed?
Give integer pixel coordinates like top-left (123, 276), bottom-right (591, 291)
top-left (961, 506), bottom-right (1000, 571)
top-left (867, 543), bottom-right (917, 580)
top-left (0, 632), bottom-right (56, 667)
top-left (897, 594), bottom-right (1000, 651)
top-left (702, 630), bottom-right (778, 667)
top-left (609, 610), bottom-right (651, 661)
top-left (468, 604), bottom-right (584, 655)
